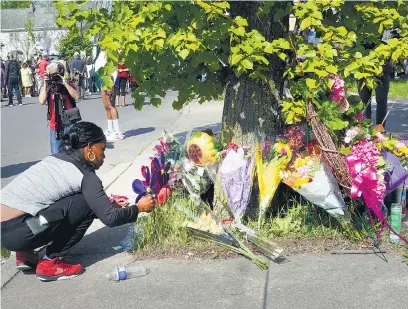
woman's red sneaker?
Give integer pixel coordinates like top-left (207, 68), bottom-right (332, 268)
top-left (16, 251), bottom-right (39, 271)
top-left (36, 258), bottom-right (84, 281)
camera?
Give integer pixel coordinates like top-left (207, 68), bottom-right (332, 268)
top-left (46, 73), bottom-right (63, 88)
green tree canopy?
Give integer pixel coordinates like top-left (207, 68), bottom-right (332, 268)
top-left (55, 0), bottom-right (408, 144)
top-left (57, 29), bottom-right (93, 59)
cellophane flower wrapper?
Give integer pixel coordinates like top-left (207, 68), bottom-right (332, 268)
top-left (291, 162), bottom-right (346, 217)
top-left (382, 151), bottom-right (408, 195)
top-left (220, 147), bottom-right (254, 221)
top-left (256, 142), bottom-right (292, 226)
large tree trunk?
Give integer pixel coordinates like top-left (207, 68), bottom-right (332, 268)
top-left (214, 2), bottom-right (290, 218)
top-left (221, 1), bottom-right (289, 145)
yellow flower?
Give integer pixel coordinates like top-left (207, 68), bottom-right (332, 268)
top-left (275, 142), bottom-right (292, 158)
top-left (400, 146), bottom-right (408, 155)
top-left (186, 132), bottom-right (217, 165)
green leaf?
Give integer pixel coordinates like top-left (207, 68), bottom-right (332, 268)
top-left (339, 147), bottom-right (351, 155)
top-left (155, 39), bottom-right (164, 48)
top-left (337, 26), bottom-right (347, 37)
top-left (232, 26), bottom-right (245, 37)
top-left (234, 16), bottom-right (248, 27)
top-left (281, 100), bottom-right (293, 112)
top-left (278, 53), bottom-right (286, 61)
top-left (241, 45), bottom-right (254, 54)
top-left (164, 4), bottom-right (171, 11)
top-left (300, 17), bottom-right (312, 30)
top-left (306, 78), bottom-right (317, 89)
top-left (179, 49), bottom-right (190, 59)
top-left (326, 65), bottom-right (337, 74)
top-left (241, 59), bottom-right (253, 70)
top-left (326, 120), bottom-right (349, 131)
top-left (354, 52), bottom-right (362, 59)
top-left (306, 50), bottom-right (317, 58)
top-left (231, 54), bottom-right (243, 65)
top-left (150, 97), bottom-right (161, 107)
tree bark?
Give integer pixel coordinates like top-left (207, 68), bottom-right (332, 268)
top-left (221, 1), bottom-right (289, 146)
top-left (214, 2), bottom-right (290, 218)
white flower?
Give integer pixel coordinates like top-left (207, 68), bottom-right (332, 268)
top-left (344, 127), bottom-right (360, 144)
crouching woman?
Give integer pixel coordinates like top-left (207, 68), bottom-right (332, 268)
top-left (1, 121), bottom-right (156, 281)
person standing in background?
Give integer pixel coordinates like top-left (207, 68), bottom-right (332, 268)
top-left (37, 55), bottom-right (49, 91)
top-left (129, 74), bottom-right (138, 93)
top-left (117, 59), bottom-right (129, 107)
top-left (39, 62), bottom-right (80, 154)
top-left (1, 60), bottom-right (5, 101)
top-left (21, 62), bottom-right (33, 97)
top-left (4, 53), bottom-right (23, 106)
top-left (86, 57), bottom-right (94, 94)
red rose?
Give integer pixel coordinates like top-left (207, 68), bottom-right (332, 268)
top-left (157, 186), bottom-right (172, 205)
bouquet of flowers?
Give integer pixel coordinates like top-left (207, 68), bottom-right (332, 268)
top-left (220, 146), bottom-right (254, 222)
top-left (281, 153), bottom-right (346, 217)
top-left (344, 140), bottom-right (386, 222)
top-left (256, 141), bottom-right (292, 228)
top-left (132, 154), bottom-right (172, 205)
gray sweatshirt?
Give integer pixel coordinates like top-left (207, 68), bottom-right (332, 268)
top-left (1, 153), bottom-right (138, 227)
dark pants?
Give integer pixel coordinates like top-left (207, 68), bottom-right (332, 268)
top-left (1, 194), bottom-right (94, 258)
top-left (7, 76), bottom-right (22, 105)
top-left (357, 74), bottom-right (390, 126)
top-left (118, 77), bottom-right (128, 96)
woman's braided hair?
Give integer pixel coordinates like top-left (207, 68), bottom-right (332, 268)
top-left (61, 121), bottom-right (106, 152)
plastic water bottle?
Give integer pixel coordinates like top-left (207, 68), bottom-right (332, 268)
top-left (106, 266), bottom-right (149, 281)
top-left (401, 183), bottom-right (407, 219)
top-left (389, 202), bottom-right (402, 244)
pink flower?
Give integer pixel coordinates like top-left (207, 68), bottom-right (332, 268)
top-left (262, 141), bottom-right (273, 152)
top-left (356, 112), bottom-right (364, 122)
top-left (329, 75), bottom-right (349, 112)
top-left (228, 143), bottom-right (239, 152)
top-left (351, 140), bottom-right (380, 167)
top-left (284, 126), bottom-right (305, 151)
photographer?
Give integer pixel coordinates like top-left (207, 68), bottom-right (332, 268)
top-left (39, 62), bottom-right (80, 154)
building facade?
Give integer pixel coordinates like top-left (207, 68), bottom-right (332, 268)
top-left (0, 4), bottom-right (66, 61)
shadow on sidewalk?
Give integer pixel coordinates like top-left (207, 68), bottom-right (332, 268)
top-left (123, 127), bottom-right (155, 138)
top-left (1, 160), bottom-right (41, 179)
top-left (67, 223), bottom-right (133, 268)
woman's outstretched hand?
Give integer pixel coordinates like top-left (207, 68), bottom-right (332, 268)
top-left (136, 195), bottom-right (157, 212)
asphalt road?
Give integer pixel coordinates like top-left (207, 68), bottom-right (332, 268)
top-left (1, 92), bottom-right (181, 188)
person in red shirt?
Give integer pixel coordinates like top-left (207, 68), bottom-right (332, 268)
top-left (116, 60), bottom-right (129, 107)
top-left (129, 74), bottom-right (138, 93)
top-left (39, 62), bottom-right (80, 154)
top-left (37, 55), bottom-right (49, 89)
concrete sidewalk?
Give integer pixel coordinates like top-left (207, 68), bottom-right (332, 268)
top-left (2, 254), bottom-right (407, 309)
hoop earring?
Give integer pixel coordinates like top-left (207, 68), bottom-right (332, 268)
top-left (88, 151), bottom-right (96, 162)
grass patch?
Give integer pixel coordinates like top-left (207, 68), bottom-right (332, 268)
top-left (133, 191), bottom-right (204, 252)
top-left (1, 248), bottom-right (10, 260)
top-left (132, 189), bottom-right (385, 258)
top-left (348, 79), bottom-right (408, 99)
